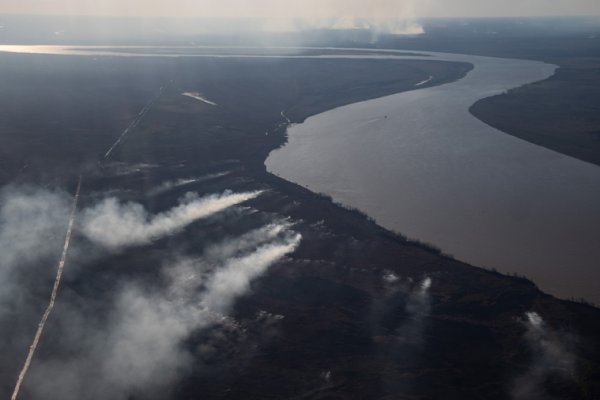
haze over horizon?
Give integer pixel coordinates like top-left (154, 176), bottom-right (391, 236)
top-left (1, 0), bottom-right (599, 19)
top-left (2, 0), bottom-right (600, 398)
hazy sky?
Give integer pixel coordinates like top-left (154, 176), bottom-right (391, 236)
top-left (1, 0), bottom-right (599, 18)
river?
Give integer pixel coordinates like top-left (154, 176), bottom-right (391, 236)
top-left (266, 51), bottom-right (600, 303)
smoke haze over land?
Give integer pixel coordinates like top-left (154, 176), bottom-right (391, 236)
top-left (23, 230), bottom-right (300, 400)
top-left (0, 183), bottom-right (300, 399)
top-left (1, 0), bottom-right (598, 18)
top-left (0, 1), bottom-right (598, 41)
top-left (0, 187), bottom-right (71, 316)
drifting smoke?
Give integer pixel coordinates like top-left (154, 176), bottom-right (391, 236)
top-left (257, 0), bottom-right (429, 35)
top-left (398, 277), bottom-right (432, 342)
top-left (10, 178), bottom-right (81, 400)
top-left (372, 274), bottom-right (433, 343)
top-left (0, 183), bottom-right (292, 399)
top-left (203, 238), bottom-right (300, 311)
top-left (0, 187), bottom-right (70, 313)
top-left (0, 186), bottom-right (87, 399)
top-left (0, 0), bottom-right (425, 35)
top-left (0, 187), bottom-right (70, 269)
top-left (23, 224), bottom-right (301, 400)
top-left (276, 16), bottom-right (424, 35)
top-left (382, 270), bottom-right (400, 284)
top-left (253, 0), bottom-right (425, 35)
top-left (146, 172), bottom-right (230, 197)
top-left (202, 220), bottom-right (293, 262)
top-left (373, 275), bottom-right (433, 394)
top-left (81, 190), bottom-right (262, 250)
top-left (147, 178), bottom-right (200, 196)
top-left (511, 311), bottom-right (577, 400)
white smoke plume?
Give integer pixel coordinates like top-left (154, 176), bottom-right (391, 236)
top-left (398, 277), bottom-right (432, 342)
top-left (0, 187), bottom-right (71, 314)
top-left (372, 275), bottom-right (432, 344)
top-left (373, 275), bottom-right (433, 394)
top-left (0, 187), bottom-right (70, 270)
top-left (146, 172), bottom-right (230, 196)
top-left (0, 186), bottom-right (86, 399)
top-left (0, 183), bottom-right (287, 399)
top-left (81, 190), bottom-right (262, 250)
top-left (202, 238), bottom-right (300, 312)
top-left (511, 311), bottom-right (577, 400)
top-left (23, 225), bottom-right (301, 400)
top-left (202, 220), bottom-right (293, 262)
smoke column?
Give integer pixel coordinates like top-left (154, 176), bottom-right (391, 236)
top-left (511, 311), bottom-right (577, 399)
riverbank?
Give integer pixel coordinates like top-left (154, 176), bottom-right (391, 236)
top-left (266, 51), bottom-right (600, 304)
top-left (377, 31), bottom-right (600, 167)
top-left (470, 57), bottom-right (600, 167)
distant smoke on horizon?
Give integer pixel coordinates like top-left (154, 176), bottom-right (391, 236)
top-left (287, 17), bottom-right (424, 35)
top-left (0, 0), bottom-right (426, 35)
top-left (3, 0), bottom-right (599, 20)
top-left (1, 0), bottom-right (599, 44)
